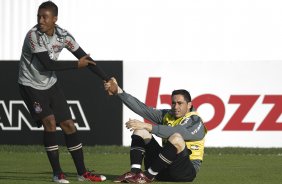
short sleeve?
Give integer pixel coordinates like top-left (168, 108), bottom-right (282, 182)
top-left (64, 32), bottom-right (80, 52)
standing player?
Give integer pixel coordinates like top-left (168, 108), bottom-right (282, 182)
top-left (18, 1), bottom-right (110, 183)
top-left (104, 78), bottom-right (207, 183)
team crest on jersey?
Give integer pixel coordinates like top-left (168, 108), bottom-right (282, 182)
top-left (52, 45), bottom-right (62, 53)
top-left (33, 102), bottom-right (42, 113)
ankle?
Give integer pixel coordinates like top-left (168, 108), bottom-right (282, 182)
top-left (131, 168), bottom-right (141, 174)
top-left (144, 171), bottom-right (155, 180)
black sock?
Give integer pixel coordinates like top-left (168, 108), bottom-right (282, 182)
top-left (145, 141), bottom-right (177, 179)
top-left (64, 132), bottom-right (86, 175)
top-left (130, 135), bottom-right (145, 173)
top-left (43, 131), bottom-right (62, 175)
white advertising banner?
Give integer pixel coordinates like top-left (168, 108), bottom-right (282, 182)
top-left (122, 61), bottom-right (282, 147)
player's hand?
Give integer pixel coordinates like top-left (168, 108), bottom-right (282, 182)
top-left (125, 118), bottom-right (152, 132)
top-left (78, 54), bottom-right (96, 68)
top-left (104, 77), bottom-right (119, 95)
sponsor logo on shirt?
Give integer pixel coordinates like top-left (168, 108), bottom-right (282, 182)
top-left (180, 118), bottom-right (190, 125)
top-left (190, 145), bottom-right (199, 150)
top-left (57, 37), bottom-right (64, 43)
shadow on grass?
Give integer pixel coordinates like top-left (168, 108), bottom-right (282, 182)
top-left (0, 171), bottom-right (51, 182)
top-left (0, 171), bottom-right (121, 182)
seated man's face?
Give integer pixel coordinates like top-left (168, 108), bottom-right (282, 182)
top-left (171, 94), bottom-right (191, 118)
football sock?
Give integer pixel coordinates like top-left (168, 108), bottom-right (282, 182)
top-left (64, 132), bottom-right (86, 175)
top-left (130, 135), bottom-right (145, 173)
top-left (43, 131), bottom-right (62, 175)
top-left (145, 141), bottom-right (177, 179)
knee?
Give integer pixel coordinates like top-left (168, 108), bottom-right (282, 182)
top-left (133, 129), bottom-right (152, 144)
top-left (168, 133), bottom-right (185, 153)
top-left (60, 120), bottom-right (76, 134)
top-left (42, 115), bottom-right (56, 131)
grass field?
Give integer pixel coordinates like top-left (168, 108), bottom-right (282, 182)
top-left (0, 145), bottom-right (282, 184)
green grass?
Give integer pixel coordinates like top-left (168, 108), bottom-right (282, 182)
top-left (0, 145), bottom-right (282, 184)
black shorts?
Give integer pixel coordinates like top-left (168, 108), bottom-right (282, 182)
top-left (144, 137), bottom-right (196, 182)
top-left (19, 82), bottom-right (72, 127)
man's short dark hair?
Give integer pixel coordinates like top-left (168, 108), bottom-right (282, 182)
top-left (172, 89), bottom-right (191, 102)
top-left (39, 1), bottom-right (58, 16)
